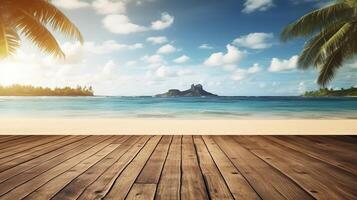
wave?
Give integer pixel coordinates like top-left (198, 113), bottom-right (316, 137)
top-left (135, 114), bottom-right (176, 118)
top-left (201, 111), bottom-right (251, 116)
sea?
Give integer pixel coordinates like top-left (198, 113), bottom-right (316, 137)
top-left (0, 96), bottom-right (357, 119)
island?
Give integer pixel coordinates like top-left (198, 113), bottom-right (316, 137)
top-left (0, 84), bottom-right (94, 96)
top-left (155, 84), bottom-right (218, 97)
top-left (303, 87), bottom-right (357, 97)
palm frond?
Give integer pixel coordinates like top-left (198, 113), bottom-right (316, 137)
top-left (14, 0), bottom-right (83, 43)
top-left (321, 21), bottom-right (355, 54)
top-left (14, 9), bottom-right (65, 58)
top-left (317, 23), bottom-right (357, 86)
top-left (298, 23), bottom-right (343, 69)
top-left (314, 21), bottom-right (357, 66)
top-left (0, 16), bottom-right (20, 59)
top-left (281, 2), bottom-right (352, 41)
top-left (317, 49), bottom-right (343, 86)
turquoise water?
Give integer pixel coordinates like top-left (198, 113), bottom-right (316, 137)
top-left (0, 96), bottom-right (357, 119)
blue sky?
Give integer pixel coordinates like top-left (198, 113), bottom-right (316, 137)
top-left (1, 0), bottom-right (356, 96)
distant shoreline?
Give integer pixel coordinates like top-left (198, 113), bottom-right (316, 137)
top-left (0, 85), bottom-right (94, 96)
top-left (303, 87), bottom-right (357, 97)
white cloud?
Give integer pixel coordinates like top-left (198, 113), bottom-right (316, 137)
top-left (92, 0), bottom-right (126, 15)
top-left (0, 45), bottom-right (95, 87)
top-left (151, 12), bottom-right (174, 30)
top-left (102, 14), bottom-right (147, 34)
top-left (231, 69), bottom-right (247, 81)
top-left (268, 55), bottom-right (298, 72)
top-left (84, 40), bottom-right (143, 54)
top-left (102, 60), bottom-right (117, 75)
top-left (103, 12), bottom-right (174, 34)
top-left (247, 63), bottom-right (262, 73)
top-left (157, 44), bottom-right (178, 54)
top-left (52, 0), bottom-right (89, 9)
top-left (231, 63), bottom-right (262, 81)
top-left (150, 66), bottom-right (193, 79)
top-left (233, 32), bottom-right (274, 49)
top-left (204, 44), bottom-right (245, 70)
top-left (242, 0), bottom-right (274, 13)
top-left (199, 44), bottom-right (213, 50)
top-left (60, 42), bottom-right (86, 64)
top-left (142, 54), bottom-right (164, 65)
top-left (146, 36), bottom-right (168, 44)
top-left (173, 55), bottom-right (190, 64)
top-left (154, 66), bottom-right (175, 78)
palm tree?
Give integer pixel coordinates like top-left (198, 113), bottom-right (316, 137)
top-left (0, 0), bottom-right (83, 59)
top-left (281, 0), bottom-right (357, 87)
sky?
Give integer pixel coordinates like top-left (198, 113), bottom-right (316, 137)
top-left (0, 0), bottom-right (356, 96)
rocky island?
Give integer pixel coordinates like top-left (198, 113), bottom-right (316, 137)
top-left (155, 84), bottom-right (217, 97)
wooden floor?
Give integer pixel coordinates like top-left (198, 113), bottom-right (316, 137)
top-left (0, 136), bottom-right (355, 200)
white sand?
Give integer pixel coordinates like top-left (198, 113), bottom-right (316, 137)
top-left (0, 118), bottom-right (356, 135)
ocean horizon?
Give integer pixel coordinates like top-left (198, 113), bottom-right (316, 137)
top-left (1, 96), bottom-right (357, 119)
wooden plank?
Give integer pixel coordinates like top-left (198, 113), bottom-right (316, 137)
top-left (0, 136), bottom-right (28, 144)
top-left (270, 136), bottom-right (357, 174)
top-left (0, 136), bottom-right (117, 199)
top-left (0, 136), bottom-right (87, 174)
top-left (330, 136), bottom-right (357, 144)
top-left (155, 135), bottom-right (181, 200)
top-left (136, 135), bottom-right (172, 184)
top-left (49, 136), bottom-right (140, 200)
top-left (214, 136), bottom-right (313, 200)
top-left (305, 136), bottom-right (357, 153)
top-left (104, 136), bottom-right (162, 200)
top-left (22, 136), bottom-right (126, 199)
top-left (0, 136), bottom-right (44, 151)
top-left (0, 136), bottom-right (93, 182)
top-left (202, 136), bottom-right (260, 200)
top-left (235, 136), bottom-right (357, 199)
top-left (126, 184), bottom-right (156, 200)
top-left (76, 136), bottom-right (151, 200)
top-left (181, 135), bottom-right (209, 200)
top-left (0, 135), bottom-right (65, 160)
top-left (0, 136), bottom-right (111, 195)
top-left (193, 136), bottom-right (234, 200)
top-left (23, 137), bottom-right (129, 200)
top-left (0, 136), bottom-right (82, 167)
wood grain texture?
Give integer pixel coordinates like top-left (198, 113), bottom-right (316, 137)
top-left (201, 136), bottom-right (260, 200)
top-left (180, 135), bottom-right (209, 200)
top-left (126, 184), bottom-right (156, 200)
top-left (0, 135), bottom-right (355, 200)
top-left (270, 135), bottom-right (357, 175)
top-left (77, 136), bottom-right (151, 200)
top-left (213, 136), bottom-right (314, 200)
top-left (24, 136), bottom-right (129, 200)
top-left (104, 136), bottom-right (161, 200)
top-left (155, 135), bottom-right (182, 200)
top-left (51, 136), bottom-right (141, 200)
top-left (1, 136), bottom-right (117, 199)
top-left (136, 135), bottom-right (172, 184)
top-left (193, 136), bottom-right (233, 200)
top-left (235, 136), bottom-right (357, 199)
top-left (0, 136), bottom-right (82, 166)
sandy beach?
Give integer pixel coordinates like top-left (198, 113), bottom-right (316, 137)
top-left (0, 118), bottom-right (356, 135)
